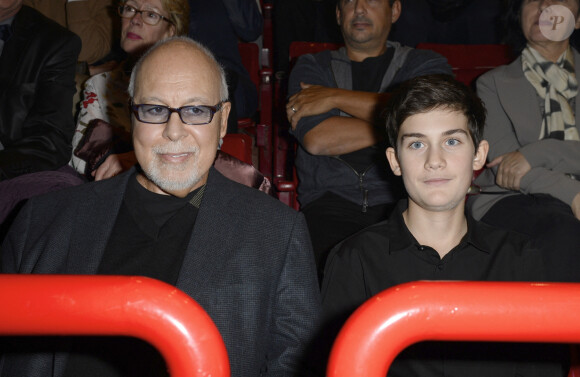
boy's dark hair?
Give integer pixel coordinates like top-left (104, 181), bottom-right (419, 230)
top-left (337, 0), bottom-right (396, 10)
top-left (384, 74), bottom-right (486, 153)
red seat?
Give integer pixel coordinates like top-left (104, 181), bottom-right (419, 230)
top-left (288, 42), bottom-right (344, 64)
top-left (221, 133), bottom-right (253, 166)
top-left (0, 275), bottom-right (229, 377)
top-left (416, 43), bottom-right (514, 87)
top-left (327, 281), bottom-right (580, 377)
top-left (261, 2), bottom-right (273, 69)
top-left (238, 42), bottom-right (273, 179)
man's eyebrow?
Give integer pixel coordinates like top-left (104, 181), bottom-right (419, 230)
top-left (139, 96), bottom-right (209, 104)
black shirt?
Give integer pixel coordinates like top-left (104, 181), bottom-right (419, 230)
top-left (97, 172), bottom-right (201, 284)
top-left (340, 49), bottom-right (394, 174)
top-left (63, 173), bottom-right (203, 377)
top-left (319, 200), bottom-right (568, 377)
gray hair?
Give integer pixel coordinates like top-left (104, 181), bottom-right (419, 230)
top-left (127, 36), bottom-right (229, 102)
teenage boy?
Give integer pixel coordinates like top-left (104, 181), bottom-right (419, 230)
top-left (318, 75), bottom-right (567, 377)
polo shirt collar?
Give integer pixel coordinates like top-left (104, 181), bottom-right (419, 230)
top-left (386, 199), bottom-right (491, 255)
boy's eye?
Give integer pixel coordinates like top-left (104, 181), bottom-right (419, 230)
top-left (409, 141), bottom-right (424, 149)
top-left (445, 138), bottom-right (460, 146)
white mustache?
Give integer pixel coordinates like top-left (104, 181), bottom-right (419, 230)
top-left (152, 142), bottom-right (199, 155)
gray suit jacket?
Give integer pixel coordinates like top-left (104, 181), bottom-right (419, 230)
top-left (468, 50), bottom-right (580, 220)
top-left (0, 167), bottom-right (321, 377)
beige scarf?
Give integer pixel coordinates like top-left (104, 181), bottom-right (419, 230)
top-left (522, 45), bottom-right (580, 141)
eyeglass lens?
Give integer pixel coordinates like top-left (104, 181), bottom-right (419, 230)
top-left (119, 5), bottom-right (163, 26)
top-left (136, 104), bottom-right (217, 125)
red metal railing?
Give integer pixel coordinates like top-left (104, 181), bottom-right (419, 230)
top-left (0, 275), bottom-right (230, 377)
top-left (328, 281), bottom-right (580, 377)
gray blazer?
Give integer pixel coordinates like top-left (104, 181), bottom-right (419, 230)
top-left (468, 50), bottom-right (580, 220)
top-left (0, 167), bottom-right (321, 377)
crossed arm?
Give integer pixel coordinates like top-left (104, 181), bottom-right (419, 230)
top-left (286, 82), bottom-right (390, 156)
top-left (285, 49), bottom-right (452, 157)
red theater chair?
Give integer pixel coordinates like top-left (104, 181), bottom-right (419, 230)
top-left (0, 275), bottom-right (230, 377)
top-left (327, 281), bottom-right (580, 377)
top-left (238, 42), bottom-right (274, 179)
top-left (221, 133), bottom-right (253, 166)
top-left (261, 1), bottom-right (273, 69)
top-left (416, 43), bottom-right (514, 87)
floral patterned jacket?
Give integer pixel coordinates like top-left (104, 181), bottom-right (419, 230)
top-left (70, 64), bottom-right (131, 175)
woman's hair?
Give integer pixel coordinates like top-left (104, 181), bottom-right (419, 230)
top-left (503, 0), bottom-right (580, 54)
top-left (384, 74), bottom-right (486, 153)
top-left (161, 0), bottom-right (189, 36)
top-left (119, 0), bottom-right (190, 36)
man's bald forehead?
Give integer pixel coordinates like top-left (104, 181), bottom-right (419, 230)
top-left (128, 36), bottom-right (228, 101)
top-left (140, 40), bottom-right (214, 73)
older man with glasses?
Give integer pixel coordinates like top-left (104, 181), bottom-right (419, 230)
top-left (1, 36), bottom-right (321, 377)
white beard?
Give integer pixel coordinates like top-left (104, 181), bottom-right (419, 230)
top-left (142, 141), bottom-right (202, 193)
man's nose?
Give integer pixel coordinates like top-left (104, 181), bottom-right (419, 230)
top-left (353, 0), bottom-right (366, 14)
top-left (162, 112), bottom-right (188, 141)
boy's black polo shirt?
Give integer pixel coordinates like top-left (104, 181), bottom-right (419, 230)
top-left (320, 199), bottom-right (567, 377)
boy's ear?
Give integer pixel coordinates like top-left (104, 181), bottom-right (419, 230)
top-left (386, 147), bottom-right (402, 176)
top-left (473, 140), bottom-right (489, 171)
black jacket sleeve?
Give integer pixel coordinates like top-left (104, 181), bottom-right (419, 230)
top-left (0, 6), bottom-right (81, 180)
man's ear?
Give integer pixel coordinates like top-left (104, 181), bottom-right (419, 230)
top-left (386, 147), bottom-right (402, 176)
top-left (473, 140), bottom-right (489, 171)
top-left (336, 5), bottom-right (341, 26)
top-left (391, 0), bottom-right (402, 23)
top-left (219, 101), bottom-right (231, 138)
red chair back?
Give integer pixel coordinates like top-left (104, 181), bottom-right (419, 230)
top-left (237, 42), bottom-right (273, 179)
top-left (328, 281), bottom-right (580, 377)
top-left (289, 41), bottom-right (343, 68)
top-left (416, 43), bottom-right (514, 86)
top-left (0, 275), bottom-right (230, 377)
top-left (221, 133), bottom-right (253, 166)
top-left (238, 42), bottom-right (261, 90)
top-left (262, 2), bottom-right (273, 68)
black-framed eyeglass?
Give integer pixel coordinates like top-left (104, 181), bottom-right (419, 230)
top-left (130, 102), bottom-right (224, 125)
top-left (118, 4), bottom-right (173, 26)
